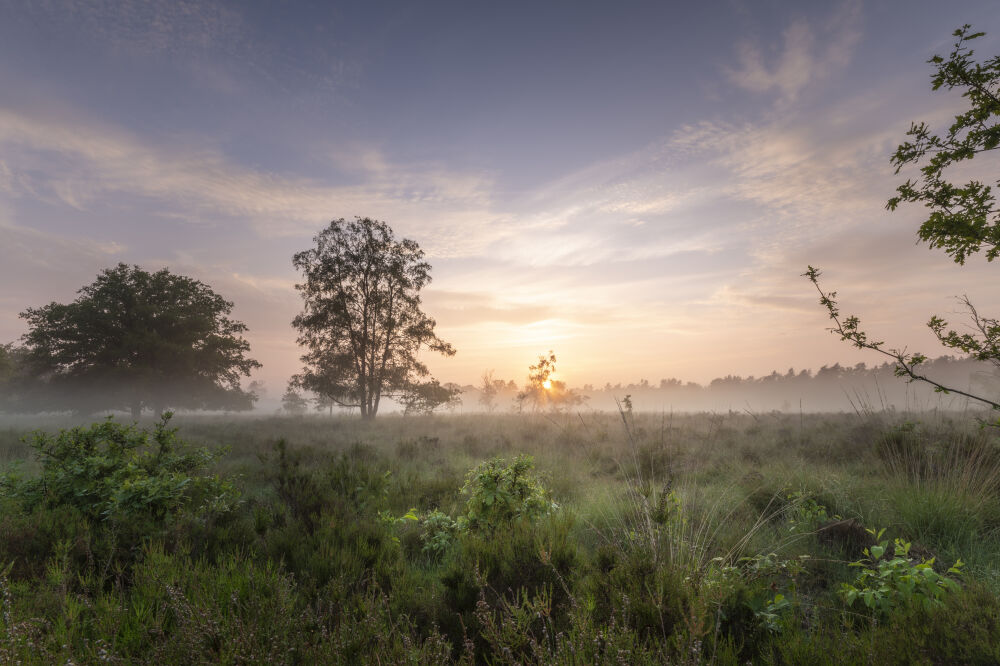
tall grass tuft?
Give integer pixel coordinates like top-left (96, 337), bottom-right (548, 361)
top-left (878, 426), bottom-right (1000, 509)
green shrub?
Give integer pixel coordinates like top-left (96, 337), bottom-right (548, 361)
top-left (878, 425), bottom-right (1000, 502)
top-left (459, 455), bottom-right (556, 531)
top-left (437, 513), bottom-right (578, 652)
top-left (0, 500), bottom-right (89, 580)
top-left (840, 528), bottom-right (964, 615)
top-left (0, 415), bottom-right (237, 576)
top-left (421, 509), bottom-right (458, 558)
top-left (776, 585), bottom-right (1000, 664)
top-left (2, 415), bottom-right (235, 528)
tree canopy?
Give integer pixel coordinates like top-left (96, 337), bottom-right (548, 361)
top-left (399, 379), bottom-right (462, 416)
top-left (478, 369), bottom-right (509, 412)
top-left (291, 217), bottom-right (455, 419)
top-left (17, 263), bottom-right (260, 417)
top-left (0, 343), bottom-right (14, 384)
top-left (281, 387), bottom-right (309, 415)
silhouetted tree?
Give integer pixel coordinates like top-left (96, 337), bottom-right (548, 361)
top-left (478, 369), bottom-right (508, 412)
top-left (247, 380), bottom-right (267, 405)
top-left (291, 217), bottom-right (455, 419)
top-left (516, 351), bottom-right (585, 412)
top-left (0, 343), bottom-right (14, 385)
top-left (400, 379), bottom-right (462, 415)
top-left (281, 387), bottom-right (309, 415)
top-left (19, 264), bottom-right (260, 418)
top-left (314, 393), bottom-right (336, 415)
top-left (0, 343), bottom-right (18, 410)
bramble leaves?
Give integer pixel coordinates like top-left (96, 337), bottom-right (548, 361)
top-left (841, 532), bottom-right (963, 616)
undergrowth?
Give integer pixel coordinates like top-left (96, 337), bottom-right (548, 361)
top-left (0, 410), bottom-right (996, 664)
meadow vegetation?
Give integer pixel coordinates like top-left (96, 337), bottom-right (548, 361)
top-left (1, 408), bottom-right (999, 664)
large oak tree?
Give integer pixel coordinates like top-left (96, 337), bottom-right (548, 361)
top-left (291, 217), bottom-right (455, 419)
top-left (19, 264), bottom-right (260, 417)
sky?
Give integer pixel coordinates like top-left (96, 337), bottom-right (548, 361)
top-left (2, 0), bottom-right (1000, 396)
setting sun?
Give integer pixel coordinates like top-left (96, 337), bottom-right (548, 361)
top-left (542, 379), bottom-right (552, 390)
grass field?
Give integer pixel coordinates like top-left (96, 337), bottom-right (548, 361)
top-left (2, 408), bottom-right (999, 664)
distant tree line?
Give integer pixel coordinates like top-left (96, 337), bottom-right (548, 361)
top-left (455, 355), bottom-right (999, 413)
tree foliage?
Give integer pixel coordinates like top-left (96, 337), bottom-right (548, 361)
top-left (805, 267), bottom-right (999, 410)
top-left (281, 387), bottom-right (309, 415)
top-left (887, 26), bottom-right (1000, 264)
top-left (291, 217), bottom-right (455, 419)
top-left (0, 343), bottom-right (19, 402)
top-left (478, 369), bottom-right (508, 412)
top-left (17, 264), bottom-right (260, 417)
top-left (0, 344), bottom-right (13, 412)
top-left (0, 343), bottom-right (12, 380)
top-left (399, 379), bottom-right (462, 416)
top-left (516, 351), bottom-right (585, 412)
top-left (808, 26), bottom-right (1000, 416)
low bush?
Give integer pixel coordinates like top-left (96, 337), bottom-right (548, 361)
top-left (459, 454), bottom-right (556, 531)
top-left (840, 528), bottom-right (964, 616)
top-left (0, 415), bottom-right (236, 576)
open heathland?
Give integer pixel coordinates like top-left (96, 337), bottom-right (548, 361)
top-left (1, 409), bottom-right (999, 664)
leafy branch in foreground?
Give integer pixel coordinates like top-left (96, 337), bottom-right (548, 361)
top-left (887, 25), bottom-right (1000, 264)
top-left (803, 266), bottom-right (1000, 412)
top-left (805, 25), bottom-right (1000, 418)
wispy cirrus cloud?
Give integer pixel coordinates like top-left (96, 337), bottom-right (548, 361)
top-left (0, 219), bottom-right (125, 269)
top-left (0, 106), bottom-right (510, 257)
top-left (0, 215), bottom-right (129, 340)
top-left (726, 0), bottom-right (862, 101)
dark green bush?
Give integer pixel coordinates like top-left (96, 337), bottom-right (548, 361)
top-left (0, 415), bottom-right (237, 576)
top-left (2, 415), bottom-right (234, 525)
top-left (459, 455), bottom-right (555, 531)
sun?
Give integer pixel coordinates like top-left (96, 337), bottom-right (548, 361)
top-left (542, 379), bottom-right (552, 390)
